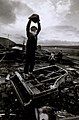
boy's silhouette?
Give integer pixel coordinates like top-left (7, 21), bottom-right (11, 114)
top-left (24, 14), bottom-right (41, 76)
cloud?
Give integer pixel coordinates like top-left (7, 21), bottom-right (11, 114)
top-left (0, 0), bottom-right (33, 25)
top-left (11, 1), bottom-right (33, 16)
top-left (62, 0), bottom-right (79, 29)
top-left (0, 0), bottom-right (16, 24)
top-left (70, 0), bottom-right (79, 12)
top-left (40, 25), bottom-right (79, 42)
top-left (50, 0), bottom-right (79, 13)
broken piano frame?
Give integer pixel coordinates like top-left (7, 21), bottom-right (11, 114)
top-left (10, 65), bottom-right (68, 108)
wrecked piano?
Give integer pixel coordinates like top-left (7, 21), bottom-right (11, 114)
top-left (9, 65), bottom-right (68, 108)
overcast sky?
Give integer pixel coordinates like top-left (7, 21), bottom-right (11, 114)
top-left (0, 0), bottom-right (79, 44)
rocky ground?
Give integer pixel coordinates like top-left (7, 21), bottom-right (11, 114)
top-left (0, 48), bottom-right (79, 120)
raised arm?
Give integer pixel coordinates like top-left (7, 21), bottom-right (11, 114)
top-left (36, 21), bottom-right (41, 35)
top-left (26, 19), bottom-right (31, 37)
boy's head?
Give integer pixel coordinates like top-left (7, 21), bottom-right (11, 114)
top-left (30, 26), bottom-right (37, 35)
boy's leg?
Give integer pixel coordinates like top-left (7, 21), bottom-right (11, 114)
top-left (24, 60), bottom-right (29, 74)
top-left (29, 61), bottom-right (35, 73)
top-left (23, 62), bottom-right (30, 79)
top-left (29, 57), bottom-right (35, 73)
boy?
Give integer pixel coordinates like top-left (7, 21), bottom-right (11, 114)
top-left (24, 14), bottom-right (41, 77)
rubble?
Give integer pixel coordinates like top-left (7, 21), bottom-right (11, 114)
top-left (0, 46), bottom-right (79, 120)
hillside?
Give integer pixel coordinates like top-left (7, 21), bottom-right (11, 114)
top-left (0, 37), bottom-right (16, 49)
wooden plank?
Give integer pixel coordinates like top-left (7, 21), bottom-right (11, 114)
top-left (61, 116), bottom-right (79, 120)
top-left (15, 71), bottom-right (32, 95)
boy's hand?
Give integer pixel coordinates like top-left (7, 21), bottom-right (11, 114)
top-left (29, 19), bottom-right (31, 22)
